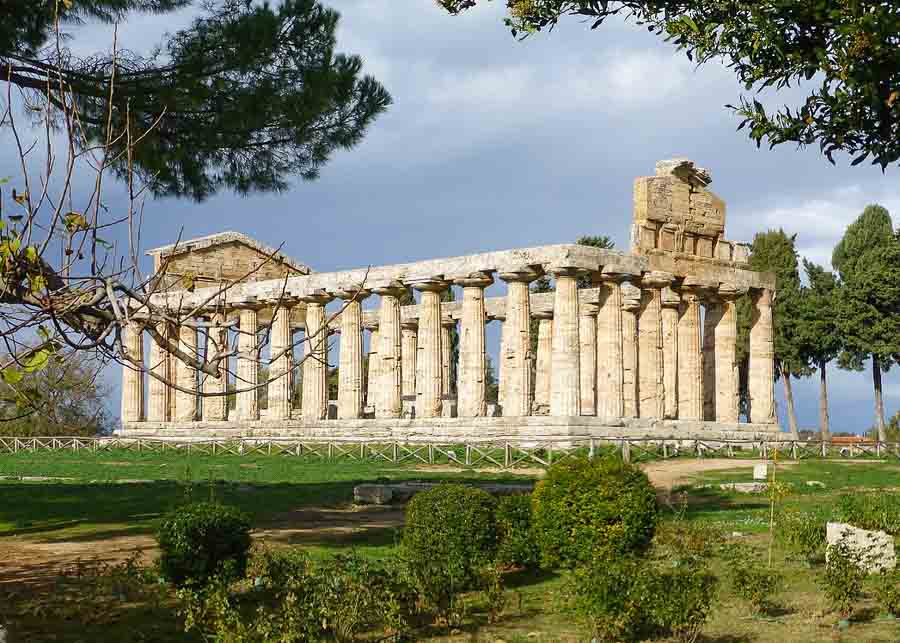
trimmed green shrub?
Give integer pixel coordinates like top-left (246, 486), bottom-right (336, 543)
top-left (532, 456), bottom-right (657, 567)
top-left (820, 537), bottom-right (866, 618)
top-left (836, 493), bottom-right (900, 535)
top-left (776, 509), bottom-right (827, 563)
top-left (729, 556), bottom-right (782, 615)
top-left (495, 494), bottom-right (539, 569)
top-left (649, 565), bottom-right (717, 643)
top-left (401, 484), bottom-right (498, 619)
top-left (570, 554), bottom-right (652, 643)
top-left (874, 570), bottom-right (900, 617)
top-left (156, 502), bottom-right (251, 587)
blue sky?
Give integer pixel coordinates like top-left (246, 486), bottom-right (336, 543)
top-left (5, 0), bottom-right (900, 432)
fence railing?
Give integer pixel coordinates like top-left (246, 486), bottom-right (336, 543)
top-left (0, 436), bottom-right (897, 469)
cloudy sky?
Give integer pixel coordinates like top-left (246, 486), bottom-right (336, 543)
top-left (6, 0), bottom-right (900, 432)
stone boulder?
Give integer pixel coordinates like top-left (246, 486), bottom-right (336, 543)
top-left (826, 522), bottom-right (896, 573)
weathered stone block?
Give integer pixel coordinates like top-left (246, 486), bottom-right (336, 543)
top-left (353, 484), bottom-right (394, 505)
top-left (826, 522), bottom-right (896, 573)
top-left (753, 464), bottom-right (770, 481)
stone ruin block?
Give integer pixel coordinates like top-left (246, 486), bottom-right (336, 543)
top-left (826, 522), bottom-right (897, 573)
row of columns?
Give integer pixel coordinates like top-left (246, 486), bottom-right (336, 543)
top-left (122, 271), bottom-right (776, 425)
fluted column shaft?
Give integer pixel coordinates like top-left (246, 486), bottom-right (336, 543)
top-left (175, 324), bottom-right (198, 422)
top-left (534, 315), bottom-right (553, 410)
top-left (677, 291), bottom-right (703, 420)
top-left (366, 328), bottom-right (380, 409)
top-left (302, 293), bottom-right (331, 420)
top-left (638, 273), bottom-right (671, 420)
top-left (202, 313), bottom-right (229, 421)
top-left (715, 290), bottom-right (740, 423)
top-left (236, 308), bottom-right (260, 421)
top-left (456, 273), bottom-right (492, 417)
top-left (579, 303), bottom-right (599, 415)
top-left (336, 290), bottom-right (368, 419)
top-left (401, 321), bottom-right (418, 401)
top-left (269, 303), bottom-right (294, 421)
top-left (702, 300), bottom-right (722, 421)
top-left (167, 323), bottom-right (178, 421)
top-left (596, 280), bottom-right (624, 418)
top-left (499, 269), bottom-right (539, 417)
top-left (377, 285), bottom-right (404, 418)
top-left (749, 288), bottom-right (777, 424)
top-left (621, 281), bottom-right (642, 418)
top-left (661, 286), bottom-right (680, 419)
top-left (148, 323), bottom-right (171, 422)
top-left (414, 281), bottom-right (448, 418)
top-left (121, 321), bottom-right (144, 423)
top-left (441, 320), bottom-right (456, 400)
top-left (550, 269), bottom-right (581, 417)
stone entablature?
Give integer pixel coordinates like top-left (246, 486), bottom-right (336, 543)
top-left (119, 160), bottom-right (779, 440)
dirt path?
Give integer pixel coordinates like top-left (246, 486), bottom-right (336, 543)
top-left (640, 457), bottom-right (793, 489)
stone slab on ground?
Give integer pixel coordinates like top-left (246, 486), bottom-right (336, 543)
top-left (826, 522), bottom-right (896, 573)
top-left (354, 481), bottom-right (533, 505)
top-left (718, 482), bottom-right (767, 493)
top-left (753, 464), bottom-right (770, 481)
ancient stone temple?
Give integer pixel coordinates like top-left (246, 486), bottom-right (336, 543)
top-left (118, 160), bottom-right (778, 440)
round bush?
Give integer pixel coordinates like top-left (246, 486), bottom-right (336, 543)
top-left (532, 456), bottom-right (657, 567)
top-left (402, 484), bottom-right (498, 614)
top-left (495, 493), bottom-right (540, 569)
top-left (156, 502), bottom-right (252, 586)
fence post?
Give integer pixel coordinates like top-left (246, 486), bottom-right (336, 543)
top-left (392, 442), bottom-right (398, 463)
top-left (428, 444), bottom-right (434, 465)
top-left (791, 442), bottom-right (798, 460)
top-left (588, 438), bottom-right (595, 459)
top-left (621, 439), bottom-right (631, 464)
top-left (465, 444), bottom-right (472, 467)
top-left (505, 443), bottom-right (511, 468)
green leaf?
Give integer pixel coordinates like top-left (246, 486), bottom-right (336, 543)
top-left (24, 349), bottom-right (51, 373)
top-left (1, 368), bottom-right (23, 385)
top-left (681, 15), bottom-right (699, 34)
top-left (64, 212), bottom-right (88, 231)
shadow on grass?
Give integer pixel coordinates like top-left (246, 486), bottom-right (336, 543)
top-left (503, 566), bottom-right (561, 590)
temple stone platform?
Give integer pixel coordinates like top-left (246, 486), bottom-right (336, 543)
top-left (117, 417), bottom-right (780, 442)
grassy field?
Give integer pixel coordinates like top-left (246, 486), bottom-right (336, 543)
top-left (1, 452), bottom-right (900, 641)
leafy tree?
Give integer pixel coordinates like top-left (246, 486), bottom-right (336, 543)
top-left (832, 205), bottom-right (900, 441)
top-left (441, 1), bottom-right (900, 169)
top-left (0, 350), bottom-right (111, 436)
top-left (2, 0), bottom-right (391, 200)
top-left (740, 230), bottom-right (808, 436)
top-left (796, 260), bottom-right (842, 440)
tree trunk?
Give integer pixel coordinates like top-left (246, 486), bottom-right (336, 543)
top-left (781, 367), bottom-right (799, 438)
top-left (818, 360), bottom-right (831, 443)
top-left (873, 356), bottom-right (886, 442)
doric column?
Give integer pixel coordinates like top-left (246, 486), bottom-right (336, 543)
top-left (301, 291), bottom-right (332, 420)
top-left (455, 272), bottom-right (493, 417)
top-left (638, 272), bottom-right (670, 420)
top-left (174, 324), bottom-right (198, 422)
top-left (269, 301), bottom-right (296, 421)
top-left (621, 280), bottom-right (642, 418)
top-left (661, 285), bottom-right (681, 419)
top-left (702, 296), bottom-right (722, 421)
top-left (579, 302), bottom-right (599, 415)
top-left (596, 278), bottom-right (624, 419)
top-left (533, 312), bottom-right (553, 411)
top-left (715, 285), bottom-right (743, 423)
top-left (494, 313), bottom-right (507, 410)
top-left (202, 313), bottom-right (228, 421)
top-left (441, 317), bottom-right (456, 400)
top-left (365, 326), bottom-right (380, 409)
top-left (499, 267), bottom-right (540, 417)
top-left (677, 287), bottom-right (704, 420)
top-left (749, 288), bottom-right (777, 424)
top-left (376, 283), bottom-right (405, 418)
top-left (121, 321), bottom-right (144, 423)
top-left (550, 267), bottom-right (583, 417)
top-left (401, 320), bottom-right (418, 401)
top-left (413, 280), bottom-right (448, 418)
top-left (167, 323), bottom-right (178, 421)
top-left (334, 288), bottom-right (369, 419)
top-left (147, 322), bottom-right (171, 422)
top-left (236, 307), bottom-right (260, 421)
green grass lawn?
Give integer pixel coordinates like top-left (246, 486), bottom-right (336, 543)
top-left (3, 453), bottom-right (900, 641)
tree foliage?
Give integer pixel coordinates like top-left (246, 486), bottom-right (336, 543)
top-left (441, 0), bottom-right (900, 169)
top-left (797, 260), bottom-right (842, 371)
top-left (2, 0), bottom-right (391, 200)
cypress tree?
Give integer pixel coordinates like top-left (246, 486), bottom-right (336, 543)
top-left (832, 205), bottom-right (900, 441)
top-left (796, 261), bottom-right (842, 441)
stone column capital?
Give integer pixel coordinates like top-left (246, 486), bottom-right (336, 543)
top-left (333, 286), bottom-right (372, 301)
top-left (661, 285), bottom-right (681, 308)
top-left (400, 319), bottom-right (419, 330)
top-left (580, 302), bottom-right (600, 316)
top-left (299, 289), bottom-right (334, 305)
top-left (411, 278), bottom-right (450, 293)
top-left (718, 283), bottom-right (748, 300)
top-left (641, 270), bottom-right (675, 288)
top-left (621, 281), bottom-right (642, 310)
top-left (373, 281), bottom-right (407, 298)
top-left (532, 310), bottom-right (553, 321)
top-left (441, 316), bottom-right (457, 328)
top-left (548, 265), bottom-right (588, 279)
top-left (454, 271), bottom-right (494, 289)
top-left (498, 266), bottom-right (542, 283)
